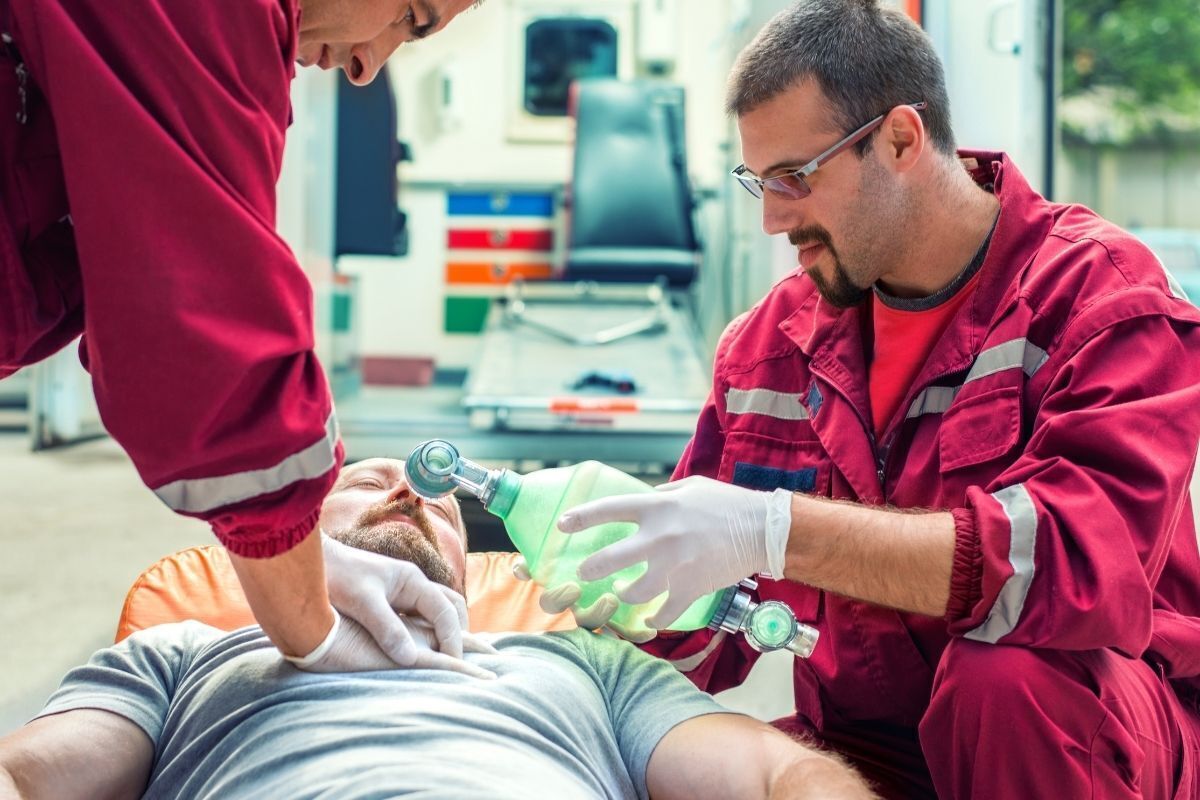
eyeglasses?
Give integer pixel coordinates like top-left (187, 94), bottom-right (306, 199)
top-left (732, 101), bottom-right (927, 200)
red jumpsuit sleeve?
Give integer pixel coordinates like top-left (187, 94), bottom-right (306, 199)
top-left (640, 315), bottom-right (762, 689)
top-left (946, 306), bottom-right (1200, 655)
top-left (11, 0), bottom-right (341, 557)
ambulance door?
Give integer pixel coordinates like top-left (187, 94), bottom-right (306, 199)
top-left (923, 0), bottom-right (1055, 193)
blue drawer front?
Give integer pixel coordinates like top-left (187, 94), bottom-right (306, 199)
top-left (447, 192), bottom-right (554, 217)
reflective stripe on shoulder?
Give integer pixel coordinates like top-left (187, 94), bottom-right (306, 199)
top-left (669, 630), bottom-right (727, 673)
top-left (154, 411), bottom-right (340, 514)
top-left (907, 338), bottom-right (1049, 419)
top-left (726, 388), bottom-right (809, 420)
top-left (1150, 252), bottom-right (1189, 301)
top-left (964, 484), bottom-right (1038, 644)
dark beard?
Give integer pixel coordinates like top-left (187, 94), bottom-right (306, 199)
top-left (808, 261), bottom-right (869, 308)
top-left (789, 226), bottom-right (868, 309)
top-left (328, 499), bottom-right (459, 593)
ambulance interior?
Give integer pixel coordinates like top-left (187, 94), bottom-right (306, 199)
top-left (3, 0), bottom-right (1200, 742)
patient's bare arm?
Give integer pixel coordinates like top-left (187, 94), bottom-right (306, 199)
top-left (647, 713), bottom-right (878, 800)
top-left (0, 709), bottom-right (152, 800)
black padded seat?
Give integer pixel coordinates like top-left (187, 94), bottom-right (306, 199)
top-left (565, 79), bottom-right (700, 287)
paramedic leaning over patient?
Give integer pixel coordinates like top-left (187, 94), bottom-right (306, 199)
top-left (0, 0), bottom-right (482, 672)
top-left (540, 1), bottom-right (1200, 797)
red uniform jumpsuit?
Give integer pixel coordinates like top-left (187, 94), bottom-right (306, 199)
top-left (0, 0), bottom-right (342, 556)
top-left (645, 152), bottom-right (1200, 798)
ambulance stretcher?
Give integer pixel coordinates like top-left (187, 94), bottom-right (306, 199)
top-left (462, 280), bottom-right (709, 460)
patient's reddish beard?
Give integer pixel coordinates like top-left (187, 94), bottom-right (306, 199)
top-left (329, 499), bottom-right (460, 593)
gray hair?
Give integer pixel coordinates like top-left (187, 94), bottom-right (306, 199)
top-left (726, 0), bottom-right (955, 156)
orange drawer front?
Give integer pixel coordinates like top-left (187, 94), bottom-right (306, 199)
top-left (448, 229), bottom-right (554, 251)
top-left (446, 262), bottom-right (554, 285)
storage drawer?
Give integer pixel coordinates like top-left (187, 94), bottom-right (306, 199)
top-left (444, 296), bottom-right (492, 334)
top-left (447, 192), bottom-right (555, 217)
top-left (445, 261), bottom-right (554, 285)
top-left (447, 229), bottom-right (554, 251)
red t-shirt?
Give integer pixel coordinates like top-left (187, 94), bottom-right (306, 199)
top-left (868, 271), bottom-right (983, 437)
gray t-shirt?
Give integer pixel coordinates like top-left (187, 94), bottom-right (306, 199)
top-left (37, 622), bottom-right (727, 799)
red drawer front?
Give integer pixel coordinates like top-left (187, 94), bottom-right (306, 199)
top-left (448, 229), bottom-right (554, 251)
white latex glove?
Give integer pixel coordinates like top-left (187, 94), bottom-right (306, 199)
top-left (511, 558), bottom-right (655, 643)
top-left (556, 476), bottom-right (793, 630)
top-left (320, 533), bottom-right (497, 674)
top-left (285, 608), bottom-right (498, 678)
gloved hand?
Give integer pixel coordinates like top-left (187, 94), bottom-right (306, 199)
top-left (320, 533), bottom-right (498, 674)
top-left (556, 476), bottom-right (794, 630)
top-left (511, 558), bottom-right (656, 643)
top-left (285, 607), bottom-right (498, 678)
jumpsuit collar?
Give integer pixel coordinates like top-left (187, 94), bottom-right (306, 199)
top-left (778, 151), bottom-right (1056, 385)
top-left (914, 150), bottom-right (1058, 384)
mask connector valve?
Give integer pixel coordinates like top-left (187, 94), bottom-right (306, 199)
top-left (708, 578), bottom-right (819, 658)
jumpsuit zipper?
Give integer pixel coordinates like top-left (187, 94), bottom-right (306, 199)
top-left (876, 439), bottom-right (891, 497)
top-left (811, 348), bottom-right (974, 503)
top-left (1, 32), bottom-right (27, 124)
top-left (875, 361), bottom-right (975, 503)
top-left (812, 362), bottom-right (891, 500)
top-left (867, 430), bottom-right (887, 496)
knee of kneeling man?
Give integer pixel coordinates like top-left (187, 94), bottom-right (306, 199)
top-left (931, 638), bottom-right (1062, 705)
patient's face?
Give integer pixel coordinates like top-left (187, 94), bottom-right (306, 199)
top-left (320, 459), bottom-right (468, 595)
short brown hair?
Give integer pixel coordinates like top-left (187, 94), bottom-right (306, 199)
top-left (726, 0), bottom-right (955, 156)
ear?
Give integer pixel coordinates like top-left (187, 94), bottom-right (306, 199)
top-left (878, 104), bottom-right (925, 174)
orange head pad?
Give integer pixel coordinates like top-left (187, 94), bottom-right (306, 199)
top-left (116, 545), bottom-right (574, 642)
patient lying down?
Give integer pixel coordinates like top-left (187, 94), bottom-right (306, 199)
top-left (0, 459), bottom-right (875, 800)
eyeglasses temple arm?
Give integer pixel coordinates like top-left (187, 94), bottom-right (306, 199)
top-left (803, 101), bottom-right (927, 176)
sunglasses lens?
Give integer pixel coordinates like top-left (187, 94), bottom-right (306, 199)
top-left (764, 173), bottom-right (810, 200)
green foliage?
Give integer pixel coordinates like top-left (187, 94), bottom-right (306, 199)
top-left (1063, 0), bottom-right (1200, 117)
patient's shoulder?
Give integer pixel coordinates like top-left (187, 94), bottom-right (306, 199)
top-left (124, 620), bottom-right (229, 646)
top-left (494, 628), bottom-right (661, 673)
top-left (487, 629), bottom-right (611, 665)
top-left (120, 621), bottom-right (266, 663)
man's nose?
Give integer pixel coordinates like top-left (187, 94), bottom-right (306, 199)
top-left (343, 43), bottom-right (380, 86)
top-left (761, 192), bottom-right (799, 236)
top-left (344, 27), bottom-right (408, 86)
top-left (387, 480), bottom-right (423, 507)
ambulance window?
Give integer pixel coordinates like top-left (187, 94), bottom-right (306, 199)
top-left (524, 19), bottom-right (618, 117)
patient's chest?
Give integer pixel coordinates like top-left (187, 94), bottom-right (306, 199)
top-left (146, 631), bottom-right (638, 800)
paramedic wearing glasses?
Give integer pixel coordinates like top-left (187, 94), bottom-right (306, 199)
top-left (541, 1), bottom-right (1200, 797)
top-left (0, 0), bottom-right (483, 674)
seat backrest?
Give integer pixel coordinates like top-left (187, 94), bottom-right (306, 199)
top-left (116, 545), bottom-right (574, 642)
top-left (565, 79), bottom-right (699, 287)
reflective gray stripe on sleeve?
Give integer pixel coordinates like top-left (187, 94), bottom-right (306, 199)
top-left (726, 388), bottom-right (810, 420)
top-left (669, 630), bottom-right (728, 673)
top-left (964, 484), bottom-right (1038, 644)
top-left (906, 338), bottom-right (1049, 419)
top-left (154, 411), bottom-right (340, 514)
